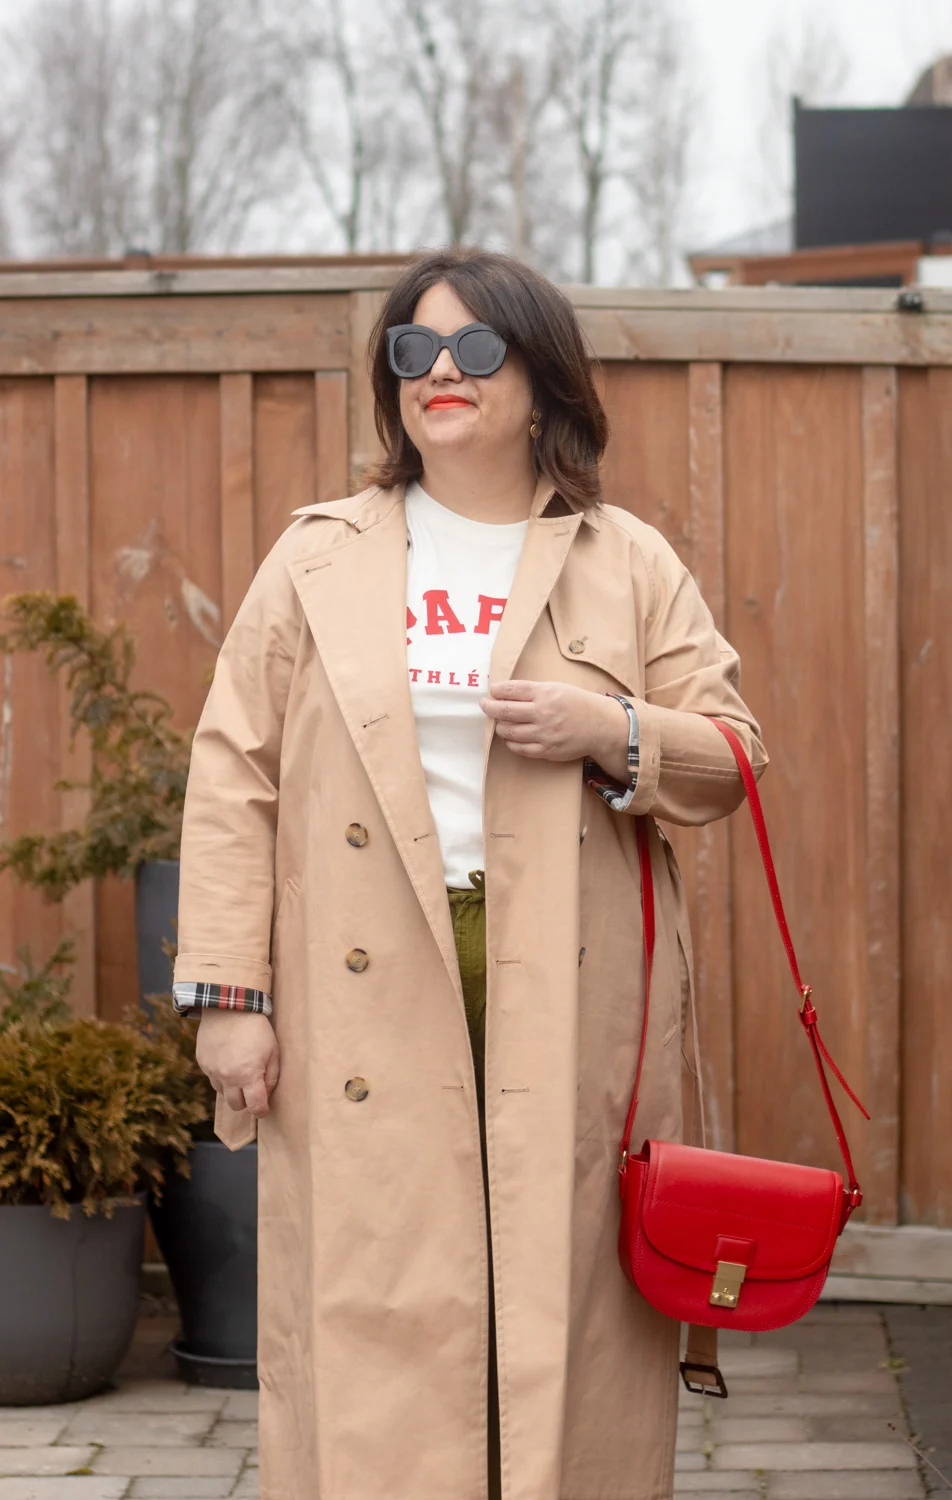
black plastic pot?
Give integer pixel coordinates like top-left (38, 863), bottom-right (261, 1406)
top-left (135, 858), bottom-right (180, 1013)
top-left (0, 1196), bottom-right (147, 1404)
top-left (149, 1140), bottom-right (258, 1389)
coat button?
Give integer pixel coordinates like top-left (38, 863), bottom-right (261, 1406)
top-left (345, 823), bottom-right (369, 847)
top-left (568, 638), bottom-right (585, 654)
top-left (345, 948), bottom-right (369, 972)
top-left (578, 946), bottom-right (587, 966)
top-left (579, 825), bottom-right (588, 844)
top-left (345, 1077), bottom-right (369, 1101)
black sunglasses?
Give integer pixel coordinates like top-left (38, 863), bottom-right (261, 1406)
top-left (386, 322), bottom-right (508, 379)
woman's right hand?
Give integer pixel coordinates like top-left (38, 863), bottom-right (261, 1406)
top-left (195, 1010), bottom-right (281, 1118)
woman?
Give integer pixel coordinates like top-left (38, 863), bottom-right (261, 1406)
top-left (172, 249), bottom-right (767, 1500)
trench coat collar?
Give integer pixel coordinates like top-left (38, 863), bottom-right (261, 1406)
top-left (285, 479), bottom-right (593, 1001)
top-left (290, 476), bottom-right (602, 531)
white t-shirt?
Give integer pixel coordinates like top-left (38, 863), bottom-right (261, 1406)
top-left (405, 480), bottom-right (528, 888)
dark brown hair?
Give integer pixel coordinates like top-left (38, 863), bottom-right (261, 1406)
top-left (365, 249), bottom-right (609, 508)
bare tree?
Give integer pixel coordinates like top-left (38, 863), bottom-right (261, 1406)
top-left (0, 118), bottom-right (19, 257)
top-left (269, 0), bottom-right (389, 252)
top-left (8, 0), bottom-right (148, 255)
top-left (384, 0), bottom-right (506, 247)
top-left (145, 0), bottom-right (290, 253)
top-left (8, 0), bottom-right (290, 257)
top-left (479, 42), bottom-right (578, 276)
top-left (755, 11), bottom-right (851, 220)
top-left (622, 3), bottom-right (695, 286)
top-left (537, 0), bottom-right (644, 283)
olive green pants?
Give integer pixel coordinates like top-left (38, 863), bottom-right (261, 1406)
top-left (447, 872), bottom-right (501, 1500)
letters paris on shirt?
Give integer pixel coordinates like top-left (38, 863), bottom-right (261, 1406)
top-left (406, 589), bottom-right (507, 689)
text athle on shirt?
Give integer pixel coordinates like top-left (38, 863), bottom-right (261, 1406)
top-left (172, 481), bottom-right (638, 1016)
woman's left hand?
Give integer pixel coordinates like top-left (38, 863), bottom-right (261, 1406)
top-left (480, 680), bottom-right (630, 776)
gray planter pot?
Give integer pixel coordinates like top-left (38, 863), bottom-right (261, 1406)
top-left (0, 1195), bottom-right (147, 1404)
top-left (135, 858), bottom-right (180, 1013)
top-left (149, 1140), bottom-right (258, 1389)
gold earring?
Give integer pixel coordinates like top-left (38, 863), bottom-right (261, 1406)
top-left (530, 407), bottom-right (542, 438)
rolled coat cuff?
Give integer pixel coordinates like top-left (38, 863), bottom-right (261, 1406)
top-left (172, 980), bottom-right (273, 1017)
top-left (173, 952), bottom-right (273, 997)
top-left (622, 702), bottom-right (768, 825)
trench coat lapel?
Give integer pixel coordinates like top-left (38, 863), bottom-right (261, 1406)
top-left (489, 482), bottom-right (584, 689)
top-left (285, 494), bottom-right (463, 1004)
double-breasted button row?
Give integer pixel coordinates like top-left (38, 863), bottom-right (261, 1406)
top-left (345, 823), bottom-right (368, 847)
top-left (345, 1077), bottom-right (369, 1101)
top-left (345, 948), bottom-right (369, 972)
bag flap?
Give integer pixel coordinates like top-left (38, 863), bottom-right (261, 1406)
top-left (639, 1140), bottom-right (843, 1281)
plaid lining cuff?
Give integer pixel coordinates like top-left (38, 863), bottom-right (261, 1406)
top-left (172, 981), bottom-right (273, 1017)
top-left (583, 693), bottom-right (640, 811)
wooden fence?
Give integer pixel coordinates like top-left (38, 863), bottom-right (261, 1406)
top-left (1, 265), bottom-right (951, 1289)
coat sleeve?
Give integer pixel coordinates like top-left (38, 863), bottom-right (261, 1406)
top-left (591, 530), bottom-right (767, 827)
top-left (171, 535), bottom-right (301, 1003)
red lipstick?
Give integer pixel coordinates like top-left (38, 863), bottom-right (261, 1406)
top-left (426, 395), bottom-right (471, 409)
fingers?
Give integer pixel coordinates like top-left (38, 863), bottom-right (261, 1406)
top-left (223, 1083), bottom-right (248, 1112)
top-left (493, 718), bottom-right (541, 742)
top-left (487, 679), bottom-right (537, 700)
top-left (243, 1075), bottom-right (271, 1118)
top-left (480, 695), bottom-right (538, 724)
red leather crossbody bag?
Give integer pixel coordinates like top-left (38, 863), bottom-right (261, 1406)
top-left (617, 718), bottom-right (869, 1397)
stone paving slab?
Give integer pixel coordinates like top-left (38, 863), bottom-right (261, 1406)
top-left (676, 1451), bottom-right (709, 1471)
top-left (90, 1447), bottom-right (245, 1478)
top-left (0, 1481), bottom-right (130, 1500)
top-left (0, 1449), bottom-right (95, 1477)
top-left (884, 1305), bottom-right (952, 1498)
top-left (80, 1388), bottom-right (226, 1414)
top-left (709, 1417), bottom-right (809, 1443)
top-left (809, 1415), bottom-right (911, 1442)
top-left (717, 1349), bottom-right (799, 1378)
top-left (714, 1440), bottom-right (918, 1471)
top-left (0, 1422), bottom-right (70, 1447)
top-left (60, 1411), bottom-right (217, 1446)
top-left (0, 1406), bottom-right (81, 1424)
top-left (766, 1473), bottom-right (928, 1498)
top-left (230, 1477), bottom-right (259, 1499)
top-left (673, 1476), bottom-right (763, 1492)
top-left (206, 1421), bottom-right (258, 1448)
top-left (798, 1369), bottom-right (899, 1394)
top-left (675, 1493), bottom-right (760, 1500)
top-left (129, 1480), bottom-right (239, 1497)
top-left (719, 1392), bottom-right (902, 1418)
top-left (219, 1394), bottom-right (258, 1422)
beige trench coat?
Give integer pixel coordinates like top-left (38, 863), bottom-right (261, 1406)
top-left (174, 478), bottom-right (767, 1500)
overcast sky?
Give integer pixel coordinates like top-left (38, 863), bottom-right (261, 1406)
top-left (1, 0), bottom-right (950, 262)
top-left (685, 0), bottom-right (952, 247)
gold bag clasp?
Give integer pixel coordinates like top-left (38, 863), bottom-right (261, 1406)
top-left (710, 1260), bottom-right (747, 1309)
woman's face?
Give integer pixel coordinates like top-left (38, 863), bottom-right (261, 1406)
top-left (398, 281), bottom-right (535, 468)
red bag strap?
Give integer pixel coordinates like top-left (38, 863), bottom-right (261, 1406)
top-left (619, 718), bottom-right (868, 1221)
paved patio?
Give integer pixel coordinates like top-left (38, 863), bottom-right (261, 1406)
top-left (0, 1300), bottom-right (942, 1499)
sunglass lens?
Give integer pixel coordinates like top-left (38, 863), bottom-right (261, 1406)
top-left (456, 328), bottom-right (505, 375)
top-left (392, 330), bottom-right (434, 376)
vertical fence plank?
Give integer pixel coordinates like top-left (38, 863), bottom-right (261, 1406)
top-left (862, 365), bottom-right (901, 1224)
top-left (686, 362), bottom-right (735, 1151)
top-left (54, 374), bottom-right (96, 1016)
top-left (220, 373), bottom-right (255, 632)
top-left (315, 371), bottom-right (350, 504)
top-left (348, 292), bottom-right (386, 488)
